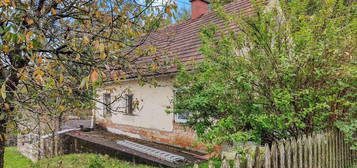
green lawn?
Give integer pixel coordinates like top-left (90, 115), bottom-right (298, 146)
top-left (4, 147), bottom-right (32, 168)
top-left (4, 147), bottom-right (154, 168)
top-left (4, 147), bottom-right (216, 168)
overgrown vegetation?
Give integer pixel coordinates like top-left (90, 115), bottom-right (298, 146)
top-left (4, 147), bottom-right (154, 168)
top-left (173, 0), bottom-right (356, 149)
top-left (0, 0), bottom-right (177, 167)
top-left (31, 153), bottom-right (154, 168)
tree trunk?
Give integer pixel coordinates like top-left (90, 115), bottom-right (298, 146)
top-left (0, 118), bottom-right (7, 168)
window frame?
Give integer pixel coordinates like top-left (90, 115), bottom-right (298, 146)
top-left (173, 88), bottom-right (190, 123)
top-left (103, 93), bottom-right (111, 115)
top-left (126, 94), bottom-right (134, 115)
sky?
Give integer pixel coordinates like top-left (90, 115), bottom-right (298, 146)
top-left (148, 0), bottom-right (192, 11)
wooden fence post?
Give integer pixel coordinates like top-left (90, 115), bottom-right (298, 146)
top-left (329, 131), bottom-right (333, 168)
top-left (193, 162), bottom-right (199, 168)
top-left (312, 133), bottom-right (317, 168)
top-left (207, 130), bottom-right (355, 168)
top-left (285, 139), bottom-right (291, 168)
top-left (271, 141), bottom-right (278, 168)
top-left (221, 155), bottom-right (230, 168)
top-left (247, 153), bottom-right (254, 168)
top-left (302, 135), bottom-right (308, 168)
top-left (208, 160), bottom-right (214, 168)
top-left (291, 138), bottom-right (298, 168)
top-left (308, 135), bottom-right (313, 168)
top-left (234, 154), bottom-right (241, 168)
top-left (297, 136), bottom-right (303, 168)
top-left (278, 140), bottom-right (285, 168)
top-left (264, 144), bottom-right (271, 168)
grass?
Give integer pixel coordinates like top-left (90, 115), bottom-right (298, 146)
top-left (32, 154), bottom-right (155, 168)
top-left (4, 147), bottom-right (214, 168)
top-left (4, 147), bottom-right (32, 168)
top-left (4, 147), bottom-right (154, 168)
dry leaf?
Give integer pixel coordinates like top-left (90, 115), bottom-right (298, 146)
top-left (3, 45), bottom-right (9, 53)
top-left (4, 103), bottom-right (10, 110)
top-left (51, 8), bottom-right (57, 15)
top-left (90, 70), bottom-right (99, 82)
top-left (26, 31), bottom-right (33, 41)
top-left (2, 0), bottom-right (10, 6)
top-left (26, 19), bottom-right (34, 25)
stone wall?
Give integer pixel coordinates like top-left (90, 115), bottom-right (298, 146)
top-left (17, 133), bottom-right (64, 162)
top-left (17, 133), bottom-right (40, 161)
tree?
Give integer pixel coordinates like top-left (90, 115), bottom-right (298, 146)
top-left (0, 0), bottom-right (176, 167)
top-left (173, 0), bottom-right (356, 147)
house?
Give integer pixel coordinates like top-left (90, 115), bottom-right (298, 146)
top-left (17, 0), bottom-right (265, 166)
top-left (94, 0), bottom-right (254, 152)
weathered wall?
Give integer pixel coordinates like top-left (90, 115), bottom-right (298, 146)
top-left (17, 134), bottom-right (40, 161)
top-left (95, 76), bottom-right (205, 150)
top-left (97, 120), bottom-right (206, 151)
top-left (17, 133), bottom-right (63, 162)
top-left (95, 76), bottom-right (175, 132)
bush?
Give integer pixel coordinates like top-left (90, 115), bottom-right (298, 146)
top-left (172, 0), bottom-right (356, 147)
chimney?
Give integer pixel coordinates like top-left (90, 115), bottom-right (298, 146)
top-left (190, 0), bottom-right (210, 19)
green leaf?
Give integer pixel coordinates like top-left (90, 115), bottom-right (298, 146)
top-left (79, 76), bottom-right (89, 89)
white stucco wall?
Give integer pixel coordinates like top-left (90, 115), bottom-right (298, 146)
top-left (95, 76), bottom-right (175, 132)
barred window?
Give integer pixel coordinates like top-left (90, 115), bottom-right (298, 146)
top-left (103, 93), bottom-right (111, 115)
top-left (173, 89), bottom-right (189, 123)
top-left (126, 94), bottom-right (134, 115)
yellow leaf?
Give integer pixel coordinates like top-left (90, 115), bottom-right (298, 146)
top-left (26, 31), bottom-right (33, 41)
top-left (51, 8), bottom-right (57, 15)
top-left (75, 54), bottom-right (81, 61)
top-left (27, 41), bottom-right (33, 49)
top-left (101, 72), bottom-right (107, 80)
top-left (31, 55), bottom-right (36, 61)
top-left (3, 45), bottom-right (9, 53)
top-left (26, 19), bottom-right (34, 25)
top-left (99, 43), bottom-right (105, 52)
top-left (36, 57), bottom-right (42, 64)
top-left (100, 52), bottom-right (106, 60)
top-left (4, 103), bottom-right (10, 110)
top-left (59, 74), bottom-right (64, 84)
top-left (113, 7), bottom-right (119, 13)
top-left (68, 87), bottom-right (73, 95)
top-left (59, 105), bottom-right (65, 111)
top-left (2, 0), bottom-right (10, 6)
top-left (90, 70), bottom-right (99, 82)
top-left (83, 35), bottom-right (89, 44)
top-left (165, 7), bottom-right (172, 16)
top-left (1, 81), bottom-right (6, 100)
top-left (95, 11), bottom-right (100, 18)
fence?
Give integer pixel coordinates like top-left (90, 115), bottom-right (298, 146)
top-left (194, 130), bottom-right (357, 168)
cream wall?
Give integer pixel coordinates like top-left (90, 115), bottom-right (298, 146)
top-left (95, 76), bottom-right (175, 132)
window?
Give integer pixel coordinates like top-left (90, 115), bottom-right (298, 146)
top-left (126, 94), bottom-right (134, 115)
top-left (175, 112), bottom-right (189, 123)
top-left (103, 93), bottom-right (111, 115)
top-left (173, 89), bottom-right (190, 123)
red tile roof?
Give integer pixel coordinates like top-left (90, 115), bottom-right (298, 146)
top-left (126, 0), bottom-right (254, 78)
